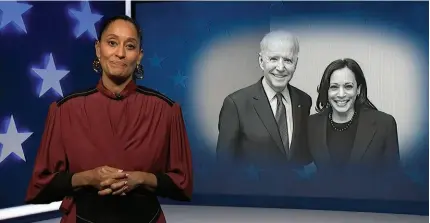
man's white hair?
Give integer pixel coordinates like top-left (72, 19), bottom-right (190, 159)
top-left (259, 30), bottom-right (300, 56)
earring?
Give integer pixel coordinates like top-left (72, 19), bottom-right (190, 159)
top-left (134, 63), bottom-right (144, 79)
top-left (92, 57), bottom-right (101, 73)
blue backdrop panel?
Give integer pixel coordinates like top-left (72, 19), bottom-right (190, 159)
top-left (0, 1), bottom-right (125, 209)
top-left (133, 1), bottom-right (428, 215)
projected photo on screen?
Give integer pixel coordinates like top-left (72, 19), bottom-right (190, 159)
top-left (132, 1), bottom-right (428, 202)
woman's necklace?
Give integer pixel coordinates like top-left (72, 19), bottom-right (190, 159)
top-left (329, 111), bottom-right (357, 132)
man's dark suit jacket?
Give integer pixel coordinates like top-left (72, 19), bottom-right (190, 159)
top-left (216, 78), bottom-right (312, 169)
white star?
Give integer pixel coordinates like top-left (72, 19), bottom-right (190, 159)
top-left (0, 1), bottom-right (32, 33)
top-left (32, 53), bottom-right (70, 97)
top-left (68, 1), bottom-right (103, 39)
top-left (0, 116), bottom-right (33, 163)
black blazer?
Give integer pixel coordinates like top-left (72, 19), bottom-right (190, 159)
top-left (305, 108), bottom-right (410, 199)
top-left (308, 107), bottom-right (400, 173)
top-left (216, 78), bottom-right (312, 168)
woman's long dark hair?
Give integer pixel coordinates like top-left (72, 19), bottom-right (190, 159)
top-left (315, 58), bottom-right (377, 113)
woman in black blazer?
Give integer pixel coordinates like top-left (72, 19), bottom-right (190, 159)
top-left (305, 58), bottom-right (423, 200)
top-left (308, 58), bottom-right (401, 180)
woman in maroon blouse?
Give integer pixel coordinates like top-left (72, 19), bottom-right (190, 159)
top-left (25, 15), bottom-right (193, 223)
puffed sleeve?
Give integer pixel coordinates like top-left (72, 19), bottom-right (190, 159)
top-left (25, 102), bottom-right (74, 204)
top-left (154, 103), bottom-right (193, 201)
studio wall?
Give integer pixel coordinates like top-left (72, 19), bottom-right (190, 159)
top-left (133, 1), bottom-right (428, 214)
top-left (0, 1), bottom-right (125, 209)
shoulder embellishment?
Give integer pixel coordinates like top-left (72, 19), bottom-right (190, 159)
top-left (56, 88), bottom-right (98, 106)
top-left (136, 86), bottom-right (174, 106)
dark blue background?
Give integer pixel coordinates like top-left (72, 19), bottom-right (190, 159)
top-left (133, 1), bottom-right (428, 215)
top-left (0, 1), bottom-right (125, 209)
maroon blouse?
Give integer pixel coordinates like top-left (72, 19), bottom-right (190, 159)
top-left (25, 79), bottom-right (193, 223)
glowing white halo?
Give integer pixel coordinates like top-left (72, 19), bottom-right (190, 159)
top-left (191, 24), bottom-right (423, 162)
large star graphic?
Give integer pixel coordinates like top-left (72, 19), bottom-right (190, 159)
top-left (0, 116), bottom-right (33, 163)
top-left (32, 53), bottom-right (70, 97)
top-left (0, 1), bottom-right (32, 33)
top-left (171, 70), bottom-right (188, 88)
top-left (68, 1), bottom-right (103, 39)
top-left (148, 53), bottom-right (166, 68)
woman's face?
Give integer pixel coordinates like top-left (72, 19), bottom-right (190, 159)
top-left (328, 67), bottom-right (361, 115)
top-left (96, 19), bottom-right (143, 80)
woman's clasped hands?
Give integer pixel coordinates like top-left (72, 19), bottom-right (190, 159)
top-left (85, 166), bottom-right (146, 196)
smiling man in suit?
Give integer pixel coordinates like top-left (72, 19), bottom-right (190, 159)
top-left (216, 30), bottom-right (312, 170)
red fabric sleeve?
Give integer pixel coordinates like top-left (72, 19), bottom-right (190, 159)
top-left (25, 102), bottom-right (73, 205)
top-left (154, 103), bottom-right (193, 201)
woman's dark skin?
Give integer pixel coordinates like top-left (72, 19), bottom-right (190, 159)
top-left (70, 19), bottom-right (158, 196)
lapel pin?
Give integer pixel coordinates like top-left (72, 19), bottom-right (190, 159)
top-left (298, 105), bottom-right (301, 108)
